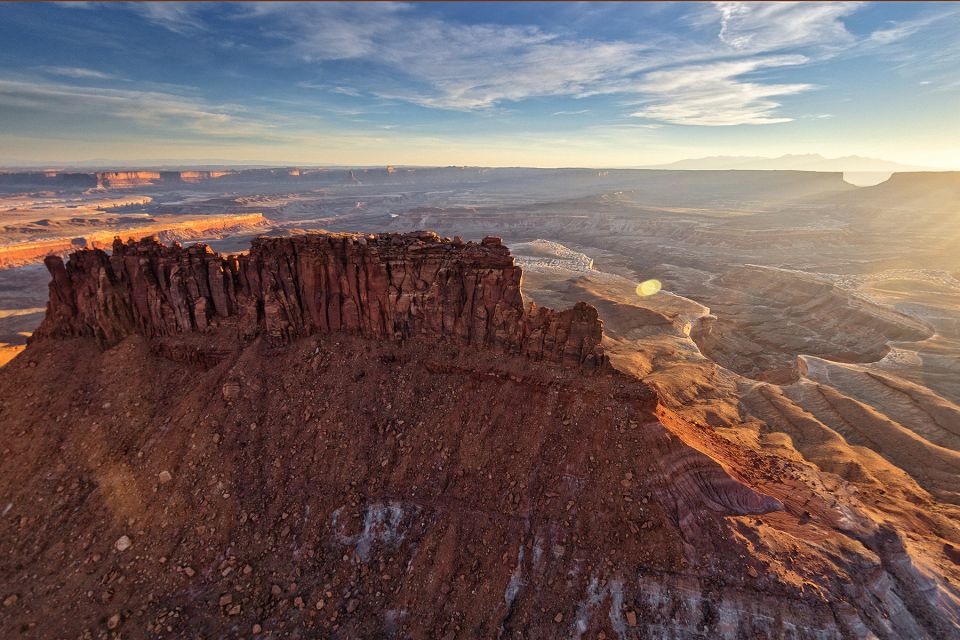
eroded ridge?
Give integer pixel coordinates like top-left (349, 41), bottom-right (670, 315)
top-left (34, 231), bottom-right (606, 368)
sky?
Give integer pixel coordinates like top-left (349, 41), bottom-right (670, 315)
top-left (0, 1), bottom-right (958, 168)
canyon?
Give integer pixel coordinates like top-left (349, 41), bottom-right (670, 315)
top-left (0, 168), bottom-right (958, 638)
top-left (1, 231), bottom-right (958, 639)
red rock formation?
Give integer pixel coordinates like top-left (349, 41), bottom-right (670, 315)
top-left (0, 213), bottom-right (268, 269)
top-left (95, 171), bottom-right (162, 189)
top-left (179, 170), bottom-right (232, 183)
top-left (91, 170), bottom-right (233, 188)
top-left (33, 231), bottom-right (606, 368)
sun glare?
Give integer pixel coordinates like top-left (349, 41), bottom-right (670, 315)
top-left (636, 279), bottom-right (662, 296)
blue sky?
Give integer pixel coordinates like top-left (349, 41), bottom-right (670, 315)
top-left (0, 1), bottom-right (957, 167)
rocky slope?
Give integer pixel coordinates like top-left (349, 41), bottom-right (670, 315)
top-left (1, 232), bottom-right (958, 639)
top-left (689, 265), bottom-right (934, 382)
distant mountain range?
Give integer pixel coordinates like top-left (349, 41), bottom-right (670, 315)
top-left (640, 154), bottom-right (929, 173)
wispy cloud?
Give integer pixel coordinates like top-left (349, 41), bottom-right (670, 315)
top-left (714, 2), bottom-right (861, 53)
top-left (589, 123), bottom-right (664, 132)
top-left (57, 1), bottom-right (207, 35)
top-left (39, 66), bottom-right (118, 80)
top-left (127, 2), bottom-right (206, 35)
top-left (297, 81), bottom-right (364, 98)
top-left (855, 6), bottom-right (960, 98)
top-left (869, 23), bottom-right (921, 46)
top-left (0, 79), bottom-right (274, 139)
top-left (866, 7), bottom-right (960, 46)
top-left (38, 0), bottom-right (958, 133)
top-left (628, 56), bottom-right (812, 126)
top-left (331, 86), bottom-right (363, 97)
top-left (240, 2), bottom-right (867, 124)
top-left (246, 3), bottom-right (657, 110)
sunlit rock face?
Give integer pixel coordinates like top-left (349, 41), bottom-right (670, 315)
top-left (96, 171), bottom-right (162, 188)
top-left (35, 231), bottom-right (606, 368)
top-left (0, 213), bottom-right (268, 269)
top-left (179, 170), bottom-right (232, 183)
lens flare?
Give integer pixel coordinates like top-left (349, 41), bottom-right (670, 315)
top-left (636, 279), bottom-right (662, 296)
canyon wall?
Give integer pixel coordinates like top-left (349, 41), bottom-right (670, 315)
top-left (96, 171), bottom-right (162, 189)
top-left (0, 213), bottom-right (268, 268)
top-left (0, 170), bottom-right (238, 191)
top-left (179, 170), bottom-right (231, 183)
top-left (33, 231), bottom-right (606, 368)
top-left (97, 171), bottom-right (235, 188)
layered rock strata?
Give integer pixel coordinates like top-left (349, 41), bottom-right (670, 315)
top-left (34, 231), bottom-right (605, 368)
top-left (0, 213), bottom-right (267, 269)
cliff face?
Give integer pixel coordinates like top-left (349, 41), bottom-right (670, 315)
top-left (34, 231), bottom-right (605, 368)
top-left (96, 171), bottom-right (162, 188)
top-left (88, 171), bottom-right (234, 189)
top-left (179, 170), bottom-right (232, 183)
top-left (0, 213), bottom-right (268, 269)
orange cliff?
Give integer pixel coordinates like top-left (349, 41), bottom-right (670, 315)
top-left (0, 213), bottom-right (268, 268)
top-left (93, 170), bottom-right (236, 189)
top-left (96, 171), bottom-right (162, 189)
top-left (179, 170), bottom-right (233, 183)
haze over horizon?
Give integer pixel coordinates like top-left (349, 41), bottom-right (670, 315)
top-left (1, 1), bottom-right (958, 169)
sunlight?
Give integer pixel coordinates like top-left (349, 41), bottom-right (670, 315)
top-left (636, 279), bottom-right (662, 296)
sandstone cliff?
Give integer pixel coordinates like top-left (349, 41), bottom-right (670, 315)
top-left (179, 170), bottom-right (232, 183)
top-left (34, 231), bottom-right (606, 368)
top-left (0, 213), bottom-right (268, 269)
top-left (87, 171), bottom-right (235, 189)
top-left (96, 171), bottom-right (162, 189)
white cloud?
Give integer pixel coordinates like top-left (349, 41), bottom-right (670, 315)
top-left (866, 8), bottom-right (960, 46)
top-left (0, 79), bottom-right (274, 139)
top-left (375, 40), bottom-right (650, 110)
top-left (628, 56), bottom-right (812, 126)
top-left (55, 1), bottom-right (933, 129)
top-left (55, 2), bottom-right (208, 34)
top-left (714, 2), bottom-right (861, 53)
top-left (553, 110), bottom-right (590, 116)
top-left (241, 3), bottom-right (861, 123)
top-left (40, 66), bottom-right (118, 80)
top-left (869, 24), bottom-right (919, 46)
top-left (128, 2), bottom-right (206, 35)
top-left (331, 86), bottom-right (362, 97)
top-left (298, 82), bottom-right (365, 98)
top-left (245, 3), bottom-right (656, 110)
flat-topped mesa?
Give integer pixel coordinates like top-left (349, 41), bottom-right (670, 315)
top-left (34, 231), bottom-right (606, 368)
